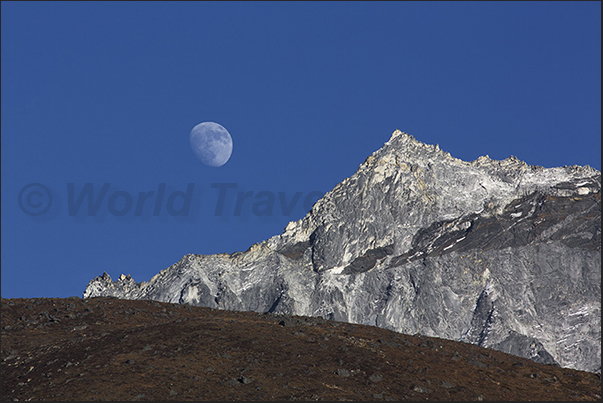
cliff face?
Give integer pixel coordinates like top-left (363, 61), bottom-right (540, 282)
top-left (84, 130), bottom-right (601, 373)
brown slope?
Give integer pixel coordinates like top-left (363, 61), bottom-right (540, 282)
top-left (1, 297), bottom-right (600, 401)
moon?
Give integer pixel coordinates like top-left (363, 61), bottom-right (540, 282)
top-left (189, 122), bottom-right (233, 167)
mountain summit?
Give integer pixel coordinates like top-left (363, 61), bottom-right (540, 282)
top-left (84, 130), bottom-right (601, 373)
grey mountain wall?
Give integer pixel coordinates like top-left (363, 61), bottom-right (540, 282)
top-left (84, 130), bottom-right (601, 373)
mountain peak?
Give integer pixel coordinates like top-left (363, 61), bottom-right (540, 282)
top-left (84, 129), bottom-right (601, 373)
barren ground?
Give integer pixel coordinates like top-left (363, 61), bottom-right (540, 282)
top-left (1, 297), bottom-right (600, 401)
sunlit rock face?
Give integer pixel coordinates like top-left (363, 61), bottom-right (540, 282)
top-left (84, 130), bottom-right (601, 373)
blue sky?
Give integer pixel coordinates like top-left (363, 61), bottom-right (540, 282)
top-left (2, 1), bottom-right (601, 298)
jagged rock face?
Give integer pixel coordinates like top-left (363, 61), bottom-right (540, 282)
top-left (84, 131), bottom-right (601, 373)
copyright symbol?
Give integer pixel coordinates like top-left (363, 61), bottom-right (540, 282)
top-left (18, 183), bottom-right (53, 216)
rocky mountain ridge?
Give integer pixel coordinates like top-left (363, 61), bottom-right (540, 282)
top-left (84, 130), bottom-right (601, 373)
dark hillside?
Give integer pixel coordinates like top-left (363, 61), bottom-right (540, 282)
top-left (1, 297), bottom-right (600, 401)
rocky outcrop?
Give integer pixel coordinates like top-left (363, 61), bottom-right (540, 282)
top-left (84, 130), bottom-right (601, 373)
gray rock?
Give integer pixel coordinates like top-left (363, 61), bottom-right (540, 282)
top-left (413, 385), bottom-right (430, 393)
top-left (83, 130), bottom-right (601, 373)
top-left (369, 373), bottom-right (383, 382)
top-left (226, 379), bottom-right (240, 387)
top-left (468, 359), bottom-right (487, 369)
top-left (237, 376), bottom-right (252, 384)
top-left (440, 380), bottom-right (455, 389)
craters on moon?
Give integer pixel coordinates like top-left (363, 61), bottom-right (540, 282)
top-left (190, 122), bottom-right (233, 167)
